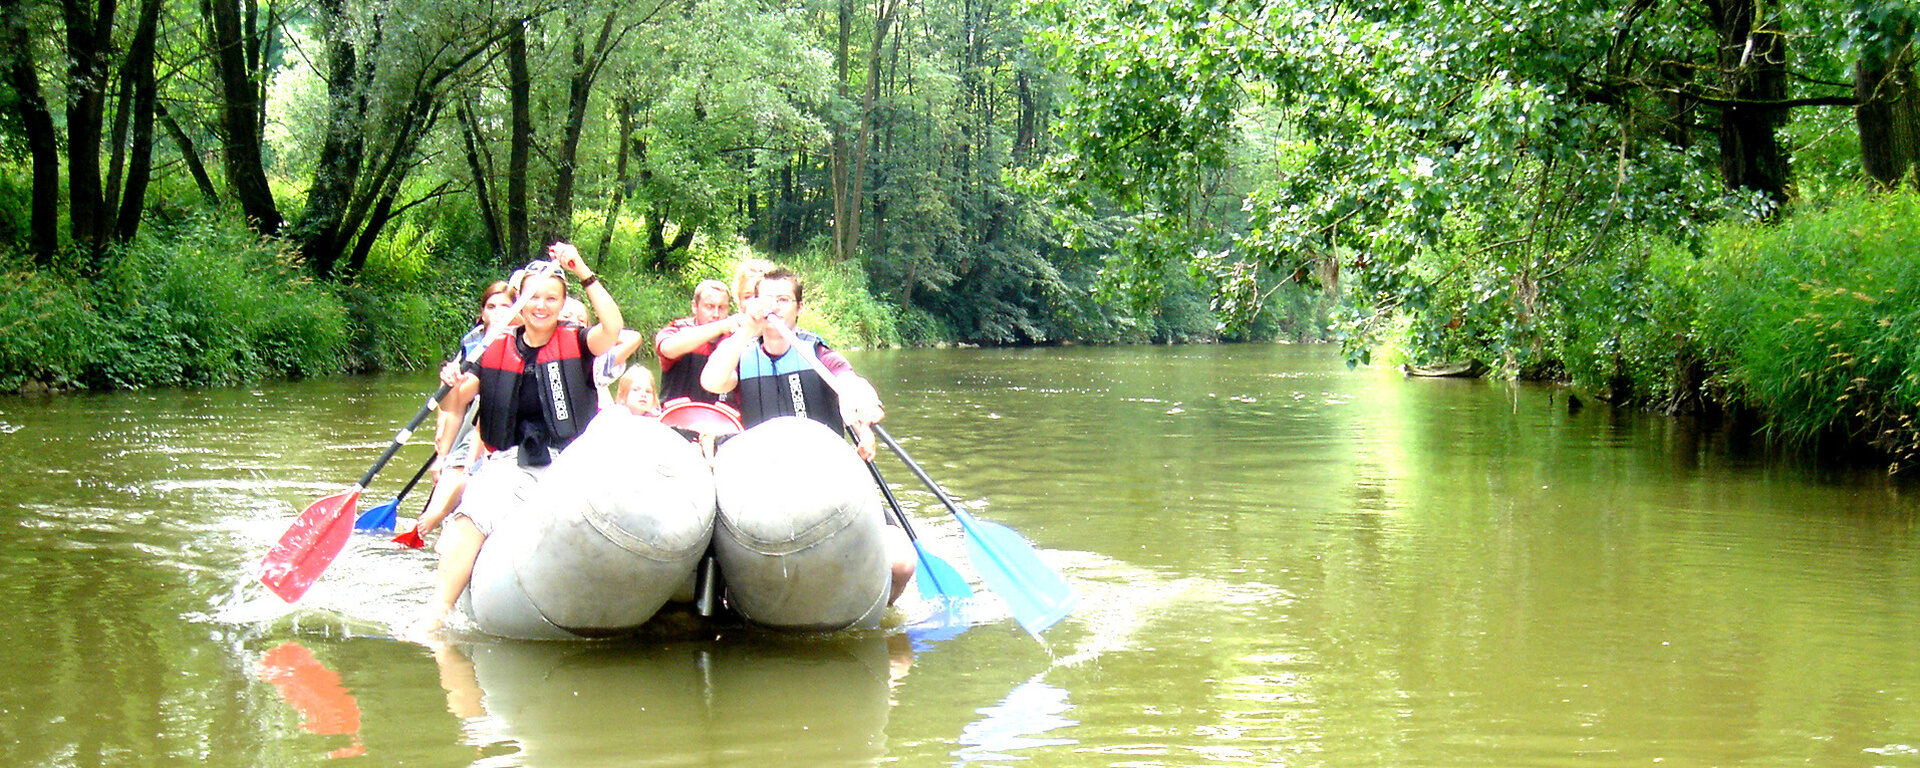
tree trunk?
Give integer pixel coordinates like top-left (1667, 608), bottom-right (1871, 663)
top-left (299, 0), bottom-right (363, 277)
top-left (645, 203), bottom-right (698, 272)
top-left (1711, 0), bottom-right (1789, 206)
top-left (112, 0), bottom-right (163, 243)
top-left (596, 98), bottom-right (635, 263)
top-left (157, 102), bottom-right (221, 202)
top-left (1856, 26), bottom-right (1918, 188)
top-left (457, 100), bottom-right (505, 263)
top-left (845, 0), bottom-right (899, 263)
top-left (830, 0), bottom-right (853, 262)
top-left (506, 19), bottom-right (531, 262)
top-left (548, 11), bottom-right (620, 249)
top-left (207, 0), bottom-right (284, 234)
top-left (1, 0), bottom-right (62, 264)
top-left (62, 0), bottom-right (116, 255)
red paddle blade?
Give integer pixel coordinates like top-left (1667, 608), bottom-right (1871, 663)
top-left (391, 527), bottom-right (426, 549)
top-left (260, 489), bottom-right (361, 602)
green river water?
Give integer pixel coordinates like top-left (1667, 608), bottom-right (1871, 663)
top-left (1, 344), bottom-right (1917, 767)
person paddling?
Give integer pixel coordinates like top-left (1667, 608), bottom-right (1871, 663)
top-left (409, 243), bottom-right (623, 637)
top-left (404, 282), bottom-right (519, 544)
top-left (698, 267), bottom-right (913, 604)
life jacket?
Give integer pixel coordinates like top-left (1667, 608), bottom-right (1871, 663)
top-left (735, 330), bottom-right (841, 430)
top-left (475, 324), bottom-right (599, 454)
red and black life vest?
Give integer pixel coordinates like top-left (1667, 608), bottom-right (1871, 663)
top-left (735, 331), bottom-right (841, 430)
top-left (475, 324), bottom-right (599, 454)
top-left (657, 317), bottom-right (722, 404)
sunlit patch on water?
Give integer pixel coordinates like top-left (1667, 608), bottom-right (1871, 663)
top-left (954, 679), bottom-right (1078, 762)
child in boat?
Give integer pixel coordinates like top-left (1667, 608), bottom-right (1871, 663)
top-left (616, 366), bottom-right (660, 417)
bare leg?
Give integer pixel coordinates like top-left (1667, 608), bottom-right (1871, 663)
top-left (883, 525), bottom-right (916, 606)
top-left (413, 468), bottom-right (468, 538)
top-left (410, 516), bottom-right (484, 637)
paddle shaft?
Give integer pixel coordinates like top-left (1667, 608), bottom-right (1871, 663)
top-left (353, 384), bottom-right (449, 490)
top-left (870, 425), bottom-right (969, 522)
top-left (861, 449), bottom-right (919, 537)
top-left (392, 449), bottom-right (436, 500)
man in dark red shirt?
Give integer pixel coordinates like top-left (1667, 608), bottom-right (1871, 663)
top-left (654, 279), bottom-right (739, 403)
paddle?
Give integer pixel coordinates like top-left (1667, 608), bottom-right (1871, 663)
top-left (353, 450), bottom-right (434, 532)
top-left (258, 394), bottom-right (448, 602)
top-left (765, 321), bottom-right (1071, 631)
top-left (859, 439), bottom-right (974, 600)
top-left (870, 425), bottom-right (1076, 636)
top-left (260, 261), bottom-right (559, 602)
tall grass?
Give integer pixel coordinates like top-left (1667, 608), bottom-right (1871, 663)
top-left (1, 216), bottom-right (352, 389)
top-left (1692, 189), bottom-right (1920, 464)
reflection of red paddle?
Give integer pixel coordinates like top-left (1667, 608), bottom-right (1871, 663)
top-left (258, 641), bottom-right (365, 759)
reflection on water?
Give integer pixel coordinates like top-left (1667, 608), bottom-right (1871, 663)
top-left (954, 679), bottom-right (1077, 762)
top-left (256, 642), bottom-right (364, 759)
top-left (427, 631), bottom-right (906, 767)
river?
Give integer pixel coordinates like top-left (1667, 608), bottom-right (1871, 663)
top-left (1, 344), bottom-right (1916, 766)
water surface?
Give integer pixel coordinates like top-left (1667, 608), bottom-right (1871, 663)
top-left (2, 344), bottom-right (1917, 766)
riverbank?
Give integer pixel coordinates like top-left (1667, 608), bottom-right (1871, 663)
top-left (1379, 188), bottom-right (1920, 473)
top-left (0, 217), bottom-right (929, 392)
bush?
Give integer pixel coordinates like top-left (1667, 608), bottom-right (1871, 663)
top-left (0, 216), bottom-right (355, 391)
top-left (1692, 189), bottom-right (1920, 460)
top-left (1548, 231), bottom-right (1703, 407)
top-left (0, 267), bottom-right (98, 391)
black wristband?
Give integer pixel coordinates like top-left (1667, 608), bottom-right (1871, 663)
top-left (580, 274), bottom-right (600, 289)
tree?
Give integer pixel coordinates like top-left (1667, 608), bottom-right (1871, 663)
top-left (1, 0), bottom-right (62, 264)
top-left (1854, 4), bottom-right (1919, 187)
top-left (290, 0), bottom-right (512, 279)
top-left (205, 0), bottom-right (285, 235)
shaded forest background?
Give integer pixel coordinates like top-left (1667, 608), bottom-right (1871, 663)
top-left (1, 0), bottom-right (1916, 466)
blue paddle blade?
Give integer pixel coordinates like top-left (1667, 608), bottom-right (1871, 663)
top-left (353, 497), bottom-right (398, 533)
top-left (955, 512), bottom-right (1077, 635)
top-left (914, 543), bottom-right (974, 600)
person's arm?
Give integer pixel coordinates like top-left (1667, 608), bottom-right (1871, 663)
top-left (699, 331), bottom-right (753, 395)
top-left (436, 376), bottom-right (479, 458)
top-left (610, 329), bottom-right (645, 364)
top-left (657, 316), bottom-right (741, 360)
top-left (549, 242), bottom-right (624, 355)
top-left (817, 347), bottom-right (884, 425)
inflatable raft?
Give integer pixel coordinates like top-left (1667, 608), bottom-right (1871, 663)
top-left (458, 411), bottom-right (891, 639)
top-left (711, 417), bottom-right (892, 632)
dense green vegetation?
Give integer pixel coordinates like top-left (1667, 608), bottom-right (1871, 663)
top-left (0, 0), bottom-right (1915, 466)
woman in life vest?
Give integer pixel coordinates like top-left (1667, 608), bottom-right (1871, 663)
top-left (409, 243), bottom-right (624, 637)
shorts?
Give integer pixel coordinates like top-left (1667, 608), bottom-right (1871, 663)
top-left (443, 429), bottom-right (479, 470)
top-left (449, 447), bottom-right (552, 536)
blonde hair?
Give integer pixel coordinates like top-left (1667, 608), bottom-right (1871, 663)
top-left (692, 279), bottom-right (730, 306)
top-left (560, 297), bottom-right (589, 325)
top-left (730, 258), bottom-right (775, 304)
top-left (615, 366), bottom-right (658, 412)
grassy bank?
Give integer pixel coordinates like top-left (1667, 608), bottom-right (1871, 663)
top-left (0, 215), bottom-right (927, 392)
top-left (1389, 188), bottom-right (1920, 471)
